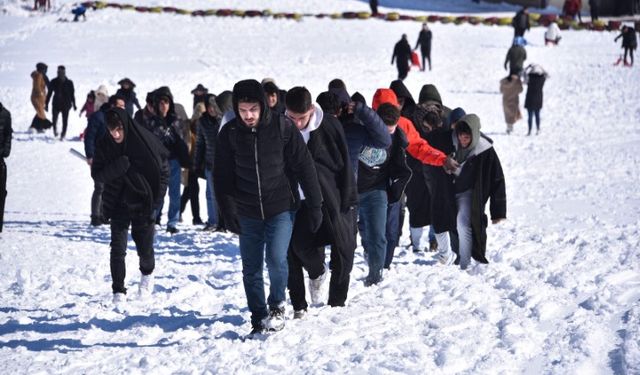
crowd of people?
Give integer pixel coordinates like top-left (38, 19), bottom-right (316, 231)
top-left (31, 69), bottom-right (507, 337)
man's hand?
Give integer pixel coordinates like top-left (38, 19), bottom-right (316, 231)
top-left (73, 105), bottom-right (77, 111)
top-left (443, 156), bottom-right (459, 173)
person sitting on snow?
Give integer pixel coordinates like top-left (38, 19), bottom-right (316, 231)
top-left (544, 22), bottom-right (562, 46)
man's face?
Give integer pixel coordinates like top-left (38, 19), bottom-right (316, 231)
top-left (158, 98), bottom-right (170, 117)
top-left (108, 125), bottom-right (125, 144)
top-left (285, 107), bottom-right (314, 130)
top-left (386, 124), bottom-right (397, 134)
top-left (266, 93), bottom-right (278, 108)
top-left (146, 101), bottom-right (155, 113)
top-left (238, 101), bottom-right (261, 128)
top-left (458, 132), bottom-right (472, 148)
top-left (115, 99), bottom-right (126, 110)
top-left (122, 83), bottom-right (130, 90)
top-left (207, 105), bottom-right (217, 117)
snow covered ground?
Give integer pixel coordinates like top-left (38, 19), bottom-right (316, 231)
top-left (1, 0), bottom-right (639, 373)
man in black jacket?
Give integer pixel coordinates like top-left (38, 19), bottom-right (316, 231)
top-left (92, 108), bottom-right (169, 304)
top-left (512, 7), bottom-right (530, 38)
top-left (0, 103), bottom-right (12, 233)
top-left (284, 87), bottom-right (358, 317)
top-left (214, 79), bottom-right (322, 336)
top-left (414, 23), bottom-right (433, 71)
top-left (392, 34), bottom-right (412, 80)
top-left (46, 65), bottom-right (76, 140)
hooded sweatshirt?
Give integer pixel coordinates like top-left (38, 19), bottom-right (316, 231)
top-left (372, 88), bottom-right (446, 167)
top-left (452, 114), bottom-right (492, 192)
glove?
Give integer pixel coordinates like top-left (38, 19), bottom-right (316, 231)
top-left (308, 206), bottom-right (323, 233)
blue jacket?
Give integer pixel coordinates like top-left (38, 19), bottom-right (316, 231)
top-left (84, 104), bottom-right (108, 159)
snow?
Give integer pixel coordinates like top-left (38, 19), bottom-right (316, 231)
top-left (1, 0), bottom-right (639, 373)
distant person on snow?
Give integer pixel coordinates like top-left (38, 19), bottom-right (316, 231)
top-left (116, 78), bottom-right (142, 117)
top-left (504, 36), bottom-right (527, 77)
top-left (391, 34), bottom-right (412, 80)
top-left (544, 22), bottom-right (562, 46)
top-left (563, 0), bottom-right (583, 23)
top-left (369, 0), bottom-right (378, 15)
top-left (449, 114), bottom-right (506, 270)
top-left (190, 83), bottom-right (208, 109)
top-left (46, 65), bottom-right (76, 140)
top-left (524, 64), bottom-right (548, 136)
top-left (414, 23), bottom-right (433, 71)
top-left (91, 107), bottom-right (169, 305)
top-left (589, 0), bottom-right (599, 20)
top-left (29, 62), bottom-right (52, 133)
top-left (512, 6), bottom-right (530, 38)
top-left (614, 25), bottom-right (637, 67)
top-left (499, 75), bottom-right (523, 135)
top-left (79, 90), bottom-right (96, 120)
top-left (0, 102), bottom-right (12, 233)
top-left (72, 5), bottom-right (87, 21)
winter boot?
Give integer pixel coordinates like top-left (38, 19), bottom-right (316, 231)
top-left (263, 303), bottom-right (286, 332)
top-left (308, 263), bottom-right (328, 304)
top-left (138, 274), bottom-right (154, 297)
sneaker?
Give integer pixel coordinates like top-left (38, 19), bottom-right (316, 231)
top-left (139, 274), bottom-right (154, 296)
top-left (263, 304), bottom-right (286, 332)
top-left (412, 245), bottom-right (422, 253)
top-left (308, 263), bottom-right (328, 304)
top-left (193, 217), bottom-right (204, 225)
top-left (112, 292), bottom-right (126, 305)
top-left (201, 223), bottom-right (217, 232)
top-left (245, 323), bottom-right (266, 339)
top-left (364, 274), bottom-right (383, 287)
top-left (166, 226), bottom-right (179, 234)
top-left (90, 217), bottom-right (102, 226)
top-left (436, 251), bottom-right (455, 265)
top-left (293, 309), bottom-right (307, 319)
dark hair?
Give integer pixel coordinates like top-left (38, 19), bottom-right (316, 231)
top-left (328, 78), bottom-right (346, 90)
top-left (456, 121), bottom-right (472, 135)
top-left (105, 111), bottom-right (123, 130)
top-left (57, 65), bottom-right (65, 71)
top-left (376, 103), bottom-right (400, 126)
top-left (262, 81), bottom-right (279, 95)
top-left (351, 92), bottom-right (366, 106)
top-left (87, 90), bottom-right (95, 99)
top-left (285, 86), bottom-right (312, 114)
top-left (108, 94), bottom-right (126, 106)
top-left (316, 91), bottom-right (340, 116)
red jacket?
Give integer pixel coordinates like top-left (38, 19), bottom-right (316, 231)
top-left (372, 88), bottom-right (446, 167)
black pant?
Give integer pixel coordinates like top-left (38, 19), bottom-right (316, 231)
top-left (287, 204), bottom-right (327, 311)
top-left (421, 48), bottom-right (431, 70)
top-left (51, 106), bottom-right (70, 138)
top-left (327, 243), bottom-right (354, 307)
top-left (109, 209), bottom-right (156, 294)
top-left (624, 47), bottom-right (635, 65)
top-left (397, 63), bottom-right (409, 80)
top-left (0, 160), bottom-right (6, 232)
top-left (179, 171), bottom-right (201, 221)
top-left (91, 180), bottom-right (104, 220)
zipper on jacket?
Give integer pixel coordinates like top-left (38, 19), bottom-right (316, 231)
top-left (253, 128), bottom-right (265, 220)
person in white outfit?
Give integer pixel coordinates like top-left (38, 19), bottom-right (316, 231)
top-left (545, 22), bottom-right (562, 46)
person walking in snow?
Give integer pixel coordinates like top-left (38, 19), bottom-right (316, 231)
top-left (504, 37), bottom-right (527, 77)
top-left (79, 91), bottom-right (96, 120)
top-left (414, 23), bottom-right (433, 71)
top-left (449, 114), bottom-right (506, 270)
top-left (284, 86), bottom-right (357, 317)
top-left (46, 65), bottom-right (76, 140)
top-left (391, 34), bottom-right (412, 80)
top-left (179, 102), bottom-right (205, 227)
top-left (91, 107), bottom-right (169, 304)
top-left (614, 25), bottom-right (637, 67)
top-left (190, 83), bottom-right (208, 109)
top-left (499, 75), bottom-right (523, 134)
top-left (29, 62), bottom-right (52, 133)
top-left (213, 79), bottom-right (322, 337)
top-left (116, 78), bottom-right (142, 117)
top-left (512, 6), bottom-right (530, 38)
top-left (0, 102), bottom-right (12, 233)
top-left (524, 64), bottom-right (548, 135)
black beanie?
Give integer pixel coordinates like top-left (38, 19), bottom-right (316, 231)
top-left (233, 79), bottom-right (264, 104)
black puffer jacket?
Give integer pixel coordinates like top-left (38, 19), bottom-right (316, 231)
top-left (214, 79), bottom-right (322, 225)
top-left (92, 108), bottom-right (169, 220)
top-left (46, 77), bottom-right (76, 111)
top-left (0, 103), bottom-right (12, 158)
top-left (194, 112), bottom-right (220, 171)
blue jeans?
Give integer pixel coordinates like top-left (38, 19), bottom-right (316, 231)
top-left (166, 159), bottom-right (182, 228)
top-left (358, 189), bottom-right (388, 283)
top-left (238, 210), bottom-right (296, 327)
top-left (455, 190), bottom-right (473, 270)
top-left (204, 168), bottom-right (218, 226)
top-left (527, 109), bottom-right (540, 133)
top-left (384, 200), bottom-right (401, 269)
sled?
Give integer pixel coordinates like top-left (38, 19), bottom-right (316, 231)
top-left (613, 55), bottom-right (623, 66)
top-left (411, 51), bottom-right (421, 70)
top-left (69, 148), bottom-right (87, 161)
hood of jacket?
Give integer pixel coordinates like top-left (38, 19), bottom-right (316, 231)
top-left (299, 103), bottom-right (324, 143)
top-left (372, 88), bottom-right (399, 110)
top-left (154, 86), bottom-right (176, 116)
top-left (389, 80), bottom-right (415, 105)
top-left (418, 84), bottom-right (443, 106)
top-left (453, 114), bottom-right (492, 166)
top-left (232, 79), bottom-right (271, 129)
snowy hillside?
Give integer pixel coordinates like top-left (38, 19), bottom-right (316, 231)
top-left (0, 0), bottom-right (639, 373)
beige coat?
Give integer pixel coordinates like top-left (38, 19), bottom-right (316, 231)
top-left (500, 77), bottom-right (523, 125)
top-left (31, 71), bottom-right (47, 119)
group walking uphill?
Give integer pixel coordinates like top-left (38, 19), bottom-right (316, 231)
top-left (63, 71), bottom-right (508, 338)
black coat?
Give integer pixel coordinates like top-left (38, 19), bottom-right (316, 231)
top-left (143, 113), bottom-right (190, 167)
top-left (512, 10), bottom-right (530, 33)
top-left (194, 113), bottom-right (220, 171)
top-left (392, 39), bottom-right (412, 71)
top-left (83, 103), bottom-right (109, 160)
top-left (214, 111), bottom-right (322, 223)
top-left (390, 79), bottom-right (417, 119)
top-left (290, 114), bottom-right (358, 252)
top-left (116, 88), bottom-right (142, 117)
top-left (46, 77), bottom-right (76, 111)
top-left (0, 104), bottom-right (12, 158)
top-left (525, 73), bottom-right (546, 110)
top-left (454, 140), bottom-right (506, 263)
top-left (415, 29), bottom-right (432, 52)
top-left (92, 108), bottom-right (169, 220)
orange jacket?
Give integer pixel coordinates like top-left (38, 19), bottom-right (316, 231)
top-left (372, 88), bottom-right (446, 167)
